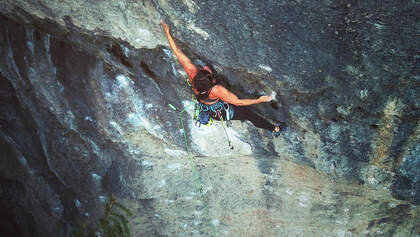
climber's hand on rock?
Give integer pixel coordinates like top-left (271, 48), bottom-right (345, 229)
top-left (258, 95), bottom-right (272, 103)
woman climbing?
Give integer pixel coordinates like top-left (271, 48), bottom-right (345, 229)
top-left (161, 20), bottom-right (286, 137)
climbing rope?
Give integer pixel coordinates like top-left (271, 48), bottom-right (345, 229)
top-left (169, 102), bottom-right (218, 237)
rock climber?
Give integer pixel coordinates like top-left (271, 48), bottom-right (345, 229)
top-left (161, 20), bottom-right (286, 137)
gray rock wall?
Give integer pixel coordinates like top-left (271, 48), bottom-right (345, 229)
top-left (154, 0), bottom-right (419, 203)
top-left (0, 0), bottom-right (419, 236)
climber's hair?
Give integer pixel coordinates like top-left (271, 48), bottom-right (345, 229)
top-left (192, 69), bottom-right (216, 100)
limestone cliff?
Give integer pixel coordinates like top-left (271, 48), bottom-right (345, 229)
top-left (0, 0), bottom-right (419, 236)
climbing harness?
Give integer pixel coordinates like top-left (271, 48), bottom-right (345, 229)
top-left (168, 102), bottom-right (218, 236)
top-left (193, 100), bottom-right (234, 150)
top-left (195, 101), bottom-right (234, 126)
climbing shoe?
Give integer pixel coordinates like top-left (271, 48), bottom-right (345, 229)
top-left (273, 122), bottom-right (287, 137)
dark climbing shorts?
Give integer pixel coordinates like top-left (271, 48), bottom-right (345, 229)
top-left (214, 104), bottom-right (275, 131)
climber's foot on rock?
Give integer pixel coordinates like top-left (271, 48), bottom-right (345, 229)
top-left (273, 122), bottom-right (287, 137)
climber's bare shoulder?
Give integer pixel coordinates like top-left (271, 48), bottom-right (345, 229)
top-left (211, 85), bottom-right (240, 103)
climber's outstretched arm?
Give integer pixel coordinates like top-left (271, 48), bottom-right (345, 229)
top-left (211, 85), bottom-right (273, 106)
top-left (161, 20), bottom-right (198, 82)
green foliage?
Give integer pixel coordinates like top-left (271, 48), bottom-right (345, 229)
top-left (72, 194), bottom-right (133, 237)
top-left (71, 222), bottom-right (96, 237)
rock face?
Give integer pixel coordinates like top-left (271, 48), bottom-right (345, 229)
top-left (0, 0), bottom-right (419, 236)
